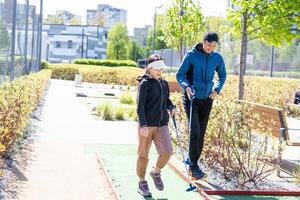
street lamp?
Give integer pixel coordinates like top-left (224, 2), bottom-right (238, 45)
top-left (152, 4), bottom-right (163, 54)
top-left (86, 33), bottom-right (91, 58)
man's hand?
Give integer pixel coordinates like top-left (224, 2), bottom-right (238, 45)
top-left (209, 90), bottom-right (218, 100)
top-left (140, 127), bottom-right (149, 137)
top-left (186, 87), bottom-right (195, 100)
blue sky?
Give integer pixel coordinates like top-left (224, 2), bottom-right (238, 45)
top-left (42, 0), bottom-right (227, 35)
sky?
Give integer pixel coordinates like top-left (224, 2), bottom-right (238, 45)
top-left (41, 0), bottom-right (227, 35)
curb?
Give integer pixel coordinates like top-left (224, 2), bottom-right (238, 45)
top-left (96, 153), bottom-right (122, 200)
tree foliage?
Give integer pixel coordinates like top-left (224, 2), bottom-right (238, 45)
top-left (205, 16), bottom-right (227, 41)
top-left (227, 0), bottom-right (300, 100)
top-left (161, 0), bottom-right (205, 60)
top-left (228, 0), bottom-right (300, 45)
top-left (107, 23), bottom-right (129, 60)
top-left (147, 14), bottom-right (170, 51)
top-left (128, 40), bottom-right (147, 61)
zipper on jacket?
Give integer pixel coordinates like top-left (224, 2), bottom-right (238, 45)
top-left (157, 79), bottom-right (164, 127)
top-left (204, 56), bottom-right (208, 98)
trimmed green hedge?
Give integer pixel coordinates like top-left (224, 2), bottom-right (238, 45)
top-left (0, 70), bottom-right (51, 155)
top-left (50, 65), bottom-right (80, 80)
top-left (49, 64), bottom-right (144, 86)
top-left (74, 59), bottom-right (137, 67)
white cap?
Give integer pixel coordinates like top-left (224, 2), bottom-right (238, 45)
top-left (148, 60), bottom-right (167, 70)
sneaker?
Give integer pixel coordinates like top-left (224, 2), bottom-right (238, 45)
top-left (189, 168), bottom-right (207, 180)
top-left (149, 170), bottom-right (164, 191)
top-left (137, 181), bottom-right (152, 197)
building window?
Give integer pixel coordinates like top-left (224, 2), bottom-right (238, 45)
top-left (56, 41), bottom-right (61, 48)
top-left (67, 40), bottom-right (73, 49)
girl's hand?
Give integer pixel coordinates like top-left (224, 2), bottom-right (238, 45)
top-left (170, 108), bottom-right (176, 117)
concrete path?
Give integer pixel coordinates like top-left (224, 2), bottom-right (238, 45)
top-left (5, 79), bottom-right (137, 200)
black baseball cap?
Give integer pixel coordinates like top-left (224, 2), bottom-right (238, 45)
top-left (203, 31), bottom-right (219, 44)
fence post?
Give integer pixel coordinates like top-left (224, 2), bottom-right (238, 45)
top-left (24, 0), bottom-right (30, 74)
top-left (29, 6), bottom-right (36, 73)
top-left (37, 0), bottom-right (43, 70)
top-left (10, 0), bottom-right (17, 81)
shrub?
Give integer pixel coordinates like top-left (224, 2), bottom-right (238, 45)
top-left (97, 102), bottom-right (113, 120)
top-left (128, 106), bottom-right (138, 121)
top-left (49, 65), bottom-right (79, 80)
top-left (287, 103), bottom-right (300, 119)
top-left (120, 92), bottom-right (135, 105)
top-left (0, 70), bottom-right (51, 155)
top-left (169, 94), bottom-right (278, 186)
top-left (80, 66), bottom-right (143, 86)
top-left (204, 101), bottom-right (277, 185)
top-left (115, 107), bottom-right (126, 120)
top-left (41, 60), bottom-right (49, 69)
top-left (74, 59), bottom-right (137, 67)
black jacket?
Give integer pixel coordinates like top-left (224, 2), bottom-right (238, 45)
top-left (137, 74), bottom-right (175, 127)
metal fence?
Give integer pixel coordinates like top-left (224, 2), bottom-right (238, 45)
top-left (0, 0), bottom-right (43, 84)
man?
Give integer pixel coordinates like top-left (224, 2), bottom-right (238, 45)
top-left (176, 31), bottom-right (226, 180)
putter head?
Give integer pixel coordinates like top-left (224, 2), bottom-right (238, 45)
top-left (186, 183), bottom-right (197, 192)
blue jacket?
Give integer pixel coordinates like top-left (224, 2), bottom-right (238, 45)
top-left (176, 43), bottom-right (226, 99)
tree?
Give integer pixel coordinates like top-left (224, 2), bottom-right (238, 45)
top-left (248, 40), bottom-right (270, 70)
top-left (128, 40), bottom-right (147, 61)
top-left (277, 43), bottom-right (297, 63)
top-left (161, 0), bottom-right (205, 61)
top-left (147, 14), bottom-right (170, 52)
top-left (292, 44), bottom-right (300, 70)
top-left (205, 16), bottom-right (226, 40)
top-left (204, 16), bottom-right (227, 54)
top-left (227, 0), bottom-right (300, 100)
top-left (107, 23), bottom-right (129, 60)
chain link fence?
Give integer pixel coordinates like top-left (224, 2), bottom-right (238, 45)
top-left (0, 0), bottom-right (42, 84)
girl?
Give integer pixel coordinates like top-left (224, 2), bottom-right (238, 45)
top-left (136, 54), bottom-right (176, 197)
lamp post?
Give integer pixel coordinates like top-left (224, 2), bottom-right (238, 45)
top-left (86, 34), bottom-right (91, 58)
top-left (81, 27), bottom-right (84, 58)
top-left (152, 4), bottom-right (163, 54)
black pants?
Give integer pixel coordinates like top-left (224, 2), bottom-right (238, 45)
top-left (183, 93), bottom-right (213, 170)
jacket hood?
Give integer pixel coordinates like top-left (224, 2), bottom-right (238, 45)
top-left (137, 74), bottom-right (152, 82)
top-left (192, 43), bottom-right (213, 56)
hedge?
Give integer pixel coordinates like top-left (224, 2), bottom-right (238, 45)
top-left (0, 70), bottom-right (51, 155)
top-left (74, 59), bottom-right (137, 67)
